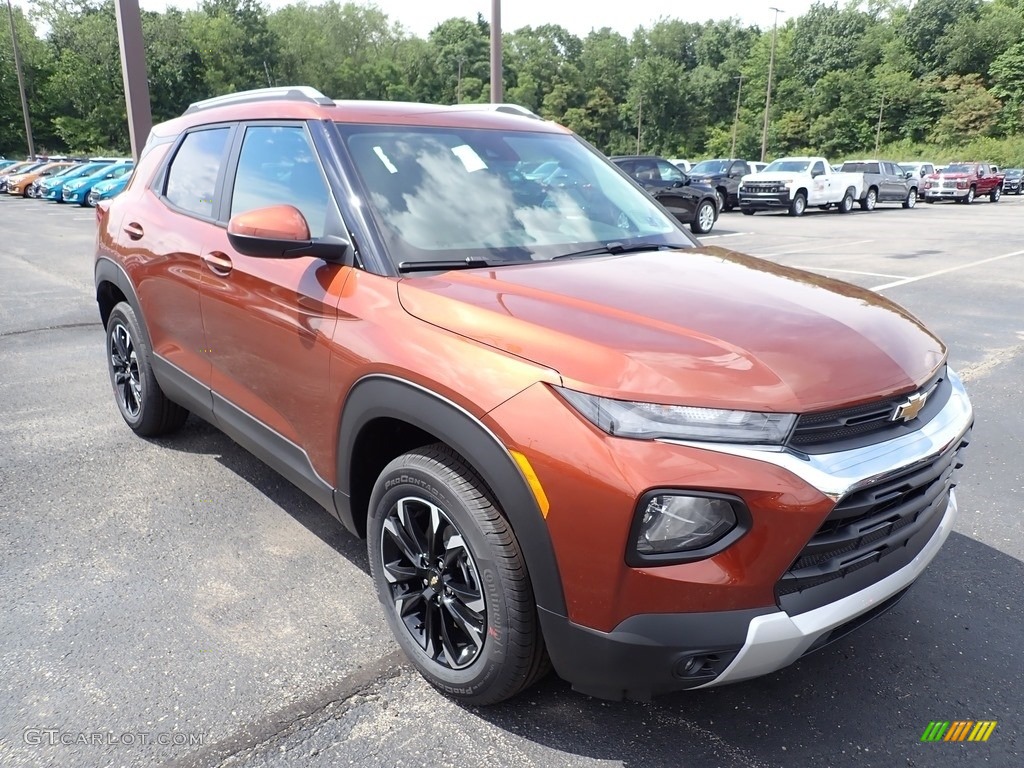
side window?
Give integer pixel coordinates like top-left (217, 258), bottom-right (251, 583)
top-left (111, 166), bottom-right (132, 179)
top-left (733, 162), bottom-right (750, 176)
top-left (656, 160), bottom-right (685, 183)
top-left (634, 161), bottom-right (658, 181)
top-left (230, 125), bottom-right (333, 238)
top-left (811, 161), bottom-right (825, 176)
top-left (165, 127), bottom-right (230, 218)
top-left (977, 164), bottom-right (987, 177)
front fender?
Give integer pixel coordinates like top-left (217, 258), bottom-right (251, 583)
top-left (336, 374), bottom-right (567, 616)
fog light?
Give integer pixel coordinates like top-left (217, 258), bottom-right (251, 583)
top-left (635, 494), bottom-right (737, 555)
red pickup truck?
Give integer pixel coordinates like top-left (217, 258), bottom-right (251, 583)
top-left (923, 162), bottom-right (1004, 204)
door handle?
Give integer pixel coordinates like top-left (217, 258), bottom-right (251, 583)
top-left (201, 251), bottom-right (233, 276)
top-left (123, 222), bottom-right (144, 240)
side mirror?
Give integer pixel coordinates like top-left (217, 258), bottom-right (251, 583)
top-left (227, 204), bottom-right (348, 260)
top-left (681, 173), bottom-right (691, 186)
top-left (905, 171), bottom-right (913, 180)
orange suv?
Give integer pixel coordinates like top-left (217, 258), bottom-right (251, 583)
top-left (95, 87), bottom-right (974, 704)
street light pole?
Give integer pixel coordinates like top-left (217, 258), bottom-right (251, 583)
top-left (730, 74), bottom-right (743, 159)
top-left (489, 0), bottom-right (502, 102)
top-left (114, 0), bottom-right (153, 161)
top-left (875, 92), bottom-right (885, 154)
top-left (636, 93), bottom-right (643, 155)
top-left (6, 0), bottom-right (35, 159)
top-left (760, 7), bottom-right (783, 163)
top-left (456, 54), bottom-right (467, 103)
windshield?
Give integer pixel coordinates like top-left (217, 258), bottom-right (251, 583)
top-left (763, 159), bottom-right (810, 173)
top-left (337, 125), bottom-right (688, 267)
top-left (942, 164), bottom-right (973, 174)
top-left (1005, 169), bottom-right (1023, 178)
top-left (691, 160), bottom-right (730, 175)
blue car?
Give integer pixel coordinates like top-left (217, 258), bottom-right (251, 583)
top-left (38, 161), bottom-right (113, 201)
top-left (87, 174), bottom-right (130, 206)
top-left (62, 161), bottom-right (133, 206)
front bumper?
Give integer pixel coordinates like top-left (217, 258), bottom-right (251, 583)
top-left (539, 490), bottom-right (956, 699)
top-left (515, 370), bottom-right (973, 700)
top-left (62, 188), bottom-right (86, 203)
top-left (738, 189), bottom-right (792, 210)
top-left (924, 186), bottom-right (969, 199)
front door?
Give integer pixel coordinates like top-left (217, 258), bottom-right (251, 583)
top-left (199, 122), bottom-right (352, 482)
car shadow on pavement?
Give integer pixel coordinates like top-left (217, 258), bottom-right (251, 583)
top-left (148, 416), bottom-right (370, 574)
top-left (470, 532), bottom-right (1020, 767)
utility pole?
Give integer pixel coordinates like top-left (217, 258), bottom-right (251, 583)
top-left (730, 74), bottom-right (743, 159)
top-left (6, 0), bottom-right (34, 159)
top-left (875, 92), bottom-right (885, 154)
top-left (636, 93), bottom-right (643, 155)
top-left (489, 0), bottom-right (502, 102)
top-left (114, 0), bottom-right (153, 161)
top-left (456, 54), bottom-right (467, 103)
top-left (760, 7), bottom-right (784, 163)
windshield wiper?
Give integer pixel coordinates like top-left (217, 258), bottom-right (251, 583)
top-left (397, 257), bottom-right (501, 273)
top-left (552, 242), bottom-right (686, 260)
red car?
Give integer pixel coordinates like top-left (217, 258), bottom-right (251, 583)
top-left (94, 87), bottom-right (974, 704)
top-left (923, 162), bottom-right (1004, 203)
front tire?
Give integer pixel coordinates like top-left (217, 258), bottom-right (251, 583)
top-left (692, 200), bottom-right (717, 234)
top-left (788, 192), bottom-right (807, 217)
top-left (963, 186), bottom-right (975, 204)
top-left (105, 302), bottom-right (189, 436)
top-left (367, 444), bottom-right (549, 705)
top-left (903, 188), bottom-right (917, 209)
top-left (990, 186), bottom-right (1001, 202)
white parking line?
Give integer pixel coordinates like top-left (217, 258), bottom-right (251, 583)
top-left (699, 232), bottom-right (752, 240)
top-left (872, 248), bottom-right (1024, 290)
top-left (73, 216), bottom-right (94, 221)
top-left (756, 239), bottom-right (874, 257)
top-left (792, 267), bottom-right (909, 279)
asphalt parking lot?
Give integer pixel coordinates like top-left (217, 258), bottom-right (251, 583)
top-left (1, 194), bottom-right (1021, 768)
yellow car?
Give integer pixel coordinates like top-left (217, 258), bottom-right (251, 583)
top-left (6, 161), bottom-right (76, 197)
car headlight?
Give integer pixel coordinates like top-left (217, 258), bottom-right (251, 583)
top-left (556, 388), bottom-right (796, 444)
top-left (628, 491), bottom-right (747, 564)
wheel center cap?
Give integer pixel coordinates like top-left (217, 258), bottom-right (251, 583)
top-left (424, 568), bottom-right (443, 598)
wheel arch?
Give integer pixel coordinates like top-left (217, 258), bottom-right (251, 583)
top-left (95, 258), bottom-right (151, 348)
top-left (336, 374), bottom-right (567, 615)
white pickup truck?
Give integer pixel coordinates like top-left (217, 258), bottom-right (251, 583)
top-left (738, 156), bottom-right (864, 216)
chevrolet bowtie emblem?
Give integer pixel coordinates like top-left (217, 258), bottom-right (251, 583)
top-left (892, 391), bottom-right (928, 422)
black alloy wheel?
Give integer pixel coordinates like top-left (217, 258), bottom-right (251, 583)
top-left (109, 320), bottom-right (142, 420)
top-left (105, 302), bottom-right (188, 436)
top-left (368, 444), bottom-right (550, 704)
top-left (380, 495), bottom-right (487, 670)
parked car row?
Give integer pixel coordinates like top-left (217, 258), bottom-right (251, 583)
top-left (0, 155), bottom-right (133, 206)
top-left (737, 156), bottom-right (1009, 216)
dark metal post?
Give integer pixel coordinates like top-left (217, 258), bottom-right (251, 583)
top-left (730, 75), bottom-right (743, 159)
top-left (6, 0), bottom-right (34, 159)
top-left (760, 7), bottom-right (783, 163)
top-left (490, 0), bottom-right (502, 102)
top-left (114, 0), bottom-right (152, 160)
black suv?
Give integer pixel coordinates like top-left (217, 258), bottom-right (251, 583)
top-left (688, 158), bottom-right (753, 211)
top-left (611, 155), bottom-right (719, 234)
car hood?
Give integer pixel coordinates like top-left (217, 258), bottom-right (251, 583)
top-left (740, 172), bottom-right (810, 182)
top-left (928, 172), bottom-right (971, 180)
top-left (397, 247), bottom-right (945, 413)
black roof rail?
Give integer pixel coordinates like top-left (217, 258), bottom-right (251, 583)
top-left (184, 86), bottom-right (334, 115)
